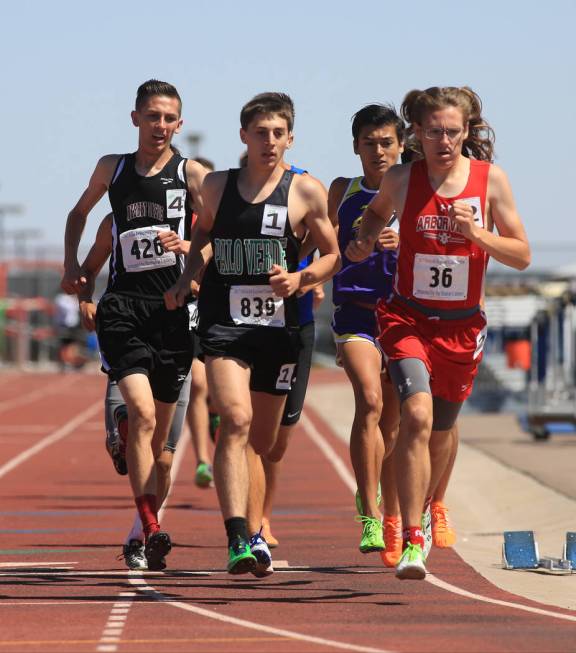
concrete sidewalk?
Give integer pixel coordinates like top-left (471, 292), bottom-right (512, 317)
top-left (305, 367), bottom-right (576, 611)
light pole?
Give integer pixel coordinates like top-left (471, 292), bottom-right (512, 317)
top-left (186, 132), bottom-right (204, 159)
top-left (0, 204), bottom-right (24, 261)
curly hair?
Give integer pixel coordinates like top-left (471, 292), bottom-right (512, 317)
top-left (401, 86), bottom-right (495, 162)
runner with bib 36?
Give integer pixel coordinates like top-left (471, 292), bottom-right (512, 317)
top-left (346, 86), bottom-right (530, 580)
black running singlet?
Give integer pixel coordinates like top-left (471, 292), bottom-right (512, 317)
top-left (199, 168), bottom-right (302, 329)
top-left (107, 152), bottom-right (192, 298)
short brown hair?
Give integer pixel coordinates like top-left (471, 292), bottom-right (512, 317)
top-left (135, 79), bottom-right (182, 114)
top-left (240, 92), bottom-right (295, 131)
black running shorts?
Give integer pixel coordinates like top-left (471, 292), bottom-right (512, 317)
top-left (281, 321), bottom-right (315, 425)
top-left (199, 323), bottom-right (300, 395)
top-left (96, 292), bottom-right (194, 403)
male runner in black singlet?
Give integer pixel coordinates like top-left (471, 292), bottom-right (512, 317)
top-left (166, 93), bottom-right (340, 574)
top-left (61, 80), bottom-right (207, 570)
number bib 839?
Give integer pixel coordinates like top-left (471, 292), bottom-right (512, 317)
top-left (120, 225), bottom-right (176, 272)
top-left (229, 285), bottom-right (285, 327)
top-left (412, 253), bottom-right (469, 301)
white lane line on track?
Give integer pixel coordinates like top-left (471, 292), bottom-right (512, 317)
top-left (0, 376), bottom-right (78, 414)
top-left (300, 408), bottom-right (576, 623)
top-left (127, 425), bottom-right (396, 653)
top-left (129, 577), bottom-right (395, 653)
top-left (95, 592), bottom-right (138, 653)
top-left (0, 401), bottom-right (101, 480)
top-left (93, 426), bottom-right (191, 652)
top-left (299, 411), bottom-right (356, 493)
top-left (426, 574), bottom-right (576, 623)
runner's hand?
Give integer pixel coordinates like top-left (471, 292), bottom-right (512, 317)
top-left (79, 300), bottom-right (97, 331)
top-left (269, 264), bottom-right (301, 297)
top-left (60, 261), bottom-right (87, 294)
top-left (312, 284), bottom-right (325, 310)
top-left (164, 276), bottom-right (192, 310)
top-left (376, 227), bottom-right (399, 251)
top-left (449, 200), bottom-right (479, 240)
top-left (158, 229), bottom-right (185, 254)
top-left (345, 239), bottom-right (373, 262)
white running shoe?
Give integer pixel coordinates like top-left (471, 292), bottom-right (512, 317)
top-left (249, 531), bottom-right (274, 577)
top-left (395, 542), bottom-right (427, 580)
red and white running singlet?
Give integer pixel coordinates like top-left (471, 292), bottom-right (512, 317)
top-left (394, 159), bottom-right (490, 311)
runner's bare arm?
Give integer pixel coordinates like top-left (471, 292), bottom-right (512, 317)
top-left (185, 159), bottom-right (208, 214)
top-left (77, 213), bottom-right (114, 330)
top-left (62, 155), bottom-right (119, 293)
top-left (296, 177), bottom-right (346, 292)
top-left (164, 171), bottom-right (222, 308)
top-left (156, 160), bottom-right (210, 257)
top-left (346, 165), bottom-right (405, 261)
top-left (270, 176), bottom-right (340, 298)
top-left (451, 165), bottom-right (530, 270)
top-left (297, 176), bottom-right (338, 261)
top-left (327, 177), bottom-right (347, 234)
top-left (80, 213), bottom-right (113, 281)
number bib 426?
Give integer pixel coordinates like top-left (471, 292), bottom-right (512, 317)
top-left (412, 253), bottom-right (469, 301)
top-left (120, 225), bottom-right (176, 272)
top-left (229, 285), bottom-right (285, 327)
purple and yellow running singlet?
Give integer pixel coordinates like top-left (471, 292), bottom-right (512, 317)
top-left (332, 177), bottom-right (397, 306)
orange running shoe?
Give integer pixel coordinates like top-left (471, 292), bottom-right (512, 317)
top-left (431, 501), bottom-right (456, 547)
top-left (380, 514), bottom-right (402, 567)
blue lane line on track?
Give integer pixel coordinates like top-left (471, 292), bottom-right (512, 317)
top-left (0, 511), bottom-right (109, 516)
top-left (0, 526), bottom-right (121, 535)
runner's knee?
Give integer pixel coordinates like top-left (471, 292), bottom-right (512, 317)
top-left (354, 384), bottom-right (383, 418)
top-left (155, 451), bottom-right (173, 478)
top-left (219, 405), bottom-right (252, 438)
top-left (402, 400), bottom-right (433, 441)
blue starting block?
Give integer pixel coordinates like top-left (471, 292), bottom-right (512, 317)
top-left (502, 531), bottom-right (539, 569)
top-left (503, 531), bottom-right (575, 572)
top-left (563, 532), bottom-right (576, 567)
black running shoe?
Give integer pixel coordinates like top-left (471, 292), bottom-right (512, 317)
top-left (145, 531), bottom-right (172, 571)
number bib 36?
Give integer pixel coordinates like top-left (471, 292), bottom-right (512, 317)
top-left (120, 225), bottom-right (176, 272)
top-left (229, 285), bottom-right (285, 327)
top-left (412, 253), bottom-right (469, 301)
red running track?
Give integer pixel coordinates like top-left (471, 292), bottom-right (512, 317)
top-left (0, 370), bottom-right (575, 653)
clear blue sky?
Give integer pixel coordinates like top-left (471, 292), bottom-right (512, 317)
top-left (1, 0), bottom-right (574, 270)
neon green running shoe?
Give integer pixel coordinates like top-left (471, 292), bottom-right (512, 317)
top-left (395, 542), bottom-right (427, 580)
top-left (355, 483), bottom-right (382, 515)
top-left (227, 538), bottom-right (257, 575)
top-left (195, 462), bottom-right (214, 488)
top-left (355, 515), bottom-right (385, 553)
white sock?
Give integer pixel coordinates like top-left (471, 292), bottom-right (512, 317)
top-left (125, 514), bottom-right (144, 545)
